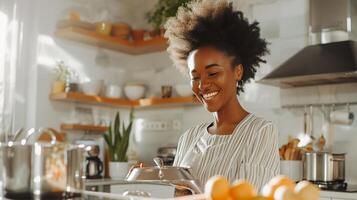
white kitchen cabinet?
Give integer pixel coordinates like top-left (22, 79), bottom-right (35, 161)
top-left (333, 198), bottom-right (357, 200)
top-left (320, 198), bottom-right (332, 200)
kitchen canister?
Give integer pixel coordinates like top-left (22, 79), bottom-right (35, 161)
top-left (280, 160), bottom-right (303, 181)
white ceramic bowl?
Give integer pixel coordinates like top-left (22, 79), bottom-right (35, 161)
top-left (124, 84), bottom-right (145, 100)
top-left (81, 80), bottom-right (103, 96)
top-left (175, 84), bottom-right (192, 97)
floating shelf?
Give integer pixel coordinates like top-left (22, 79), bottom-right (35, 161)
top-left (50, 92), bottom-right (136, 107)
top-left (50, 92), bottom-right (199, 108)
top-left (61, 123), bottom-right (108, 132)
top-left (55, 27), bottom-right (167, 55)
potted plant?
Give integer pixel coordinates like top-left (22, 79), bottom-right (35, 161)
top-left (103, 109), bottom-right (134, 179)
top-left (52, 61), bottom-right (70, 94)
top-left (147, 0), bottom-right (192, 34)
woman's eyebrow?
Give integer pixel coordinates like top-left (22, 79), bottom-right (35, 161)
top-left (205, 63), bottom-right (219, 69)
top-left (191, 63), bottom-right (220, 74)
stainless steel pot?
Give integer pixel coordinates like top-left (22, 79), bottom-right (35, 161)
top-left (303, 152), bottom-right (345, 182)
top-left (126, 166), bottom-right (202, 195)
top-left (0, 142), bottom-right (86, 199)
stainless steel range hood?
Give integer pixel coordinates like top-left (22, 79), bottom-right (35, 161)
top-left (259, 0), bottom-right (357, 88)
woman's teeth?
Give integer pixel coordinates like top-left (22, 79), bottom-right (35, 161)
top-left (202, 91), bottom-right (218, 100)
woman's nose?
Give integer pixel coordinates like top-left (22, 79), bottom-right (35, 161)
top-left (198, 77), bottom-right (210, 91)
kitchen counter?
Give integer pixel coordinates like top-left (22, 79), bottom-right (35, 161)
top-left (321, 190), bottom-right (357, 199)
top-left (85, 178), bottom-right (127, 186)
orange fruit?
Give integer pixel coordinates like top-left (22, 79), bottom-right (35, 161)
top-left (205, 176), bottom-right (231, 200)
top-left (251, 195), bottom-right (272, 200)
top-left (229, 180), bottom-right (257, 200)
top-left (274, 186), bottom-right (300, 200)
top-left (261, 175), bottom-right (295, 199)
top-left (295, 181), bottom-right (320, 200)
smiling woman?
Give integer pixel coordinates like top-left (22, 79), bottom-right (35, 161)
top-left (164, 0), bottom-right (280, 191)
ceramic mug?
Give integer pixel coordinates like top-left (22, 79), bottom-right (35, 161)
top-left (105, 84), bottom-right (122, 98)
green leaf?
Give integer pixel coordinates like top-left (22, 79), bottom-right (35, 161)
top-left (114, 112), bottom-right (121, 141)
top-left (108, 122), bottom-right (113, 146)
top-left (102, 110), bottom-right (134, 162)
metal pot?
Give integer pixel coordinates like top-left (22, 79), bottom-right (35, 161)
top-left (1, 142), bottom-right (86, 199)
top-left (303, 152), bottom-right (345, 182)
top-left (126, 166), bottom-right (202, 195)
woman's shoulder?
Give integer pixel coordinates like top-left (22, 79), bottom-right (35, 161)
top-left (181, 122), bottom-right (210, 141)
top-left (241, 114), bottom-right (278, 143)
top-left (245, 114), bottom-right (277, 132)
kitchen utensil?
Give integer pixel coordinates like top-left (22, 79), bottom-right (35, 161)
top-left (95, 21), bottom-right (112, 35)
top-left (124, 83), bottom-right (145, 100)
top-left (85, 145), bottom-right (103, 179)
top-left (126, 158), bottom-right (202, 195)
top-left (1, 129), bottom-right (86, 199)
top-left (161, 85), bottom-right (172, 98)
top-left (298, 106), bottom-right (315, 148)
top-left (65, 82), bottom-right (79, 93)
top-left (317, 134), bottom-right (326, 152)
top-left (11, 127), bottom-right (24, 141)
top-left (132, 29), bottom-right (146, 41)
top-left (280, 160), bottom-right (303, 181)
top-left (105, 84), bottom-right (122, 98)
top-left (303, 152), bottom-right (345, 182)
top-left (81, 80), bottom-right (103, 96)
top-left (111, 22), bottom-right (131, 39)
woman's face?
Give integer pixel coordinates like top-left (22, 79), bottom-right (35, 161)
top-left (187, 46), bottom-right (243, 112)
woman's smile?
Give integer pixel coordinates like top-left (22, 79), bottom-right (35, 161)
top-left (201, 90), bottom-right (219, 101)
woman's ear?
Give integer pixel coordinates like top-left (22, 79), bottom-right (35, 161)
top-left (234, 64), bottom-right (243, 81)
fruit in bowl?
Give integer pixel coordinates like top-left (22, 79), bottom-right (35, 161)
top-left (175, 84), bottom-right (192, 97)
top-left (124, 84), bottom-right (146, 100)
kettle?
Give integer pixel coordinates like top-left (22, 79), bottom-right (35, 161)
top-left (85, 145), bottom-right (103, 179)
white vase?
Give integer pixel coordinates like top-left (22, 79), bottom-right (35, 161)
top-left (109, 161), bottom-right (130, 180)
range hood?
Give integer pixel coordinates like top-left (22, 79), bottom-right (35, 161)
top-left (259, 0), bottom-right (357, 88)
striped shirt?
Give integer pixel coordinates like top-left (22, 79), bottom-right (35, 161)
top-left (173, 113), bottom-right (280, 191)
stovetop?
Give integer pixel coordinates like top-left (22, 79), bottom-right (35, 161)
top-left (311, 181), bottom-right (357, 193)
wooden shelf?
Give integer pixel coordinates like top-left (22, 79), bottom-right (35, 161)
top-left (55, 27), bottom-right (168, 54)
top-left (61, 123), bottom-right (108, 132)
top-left (138, 96), bottom-right (199, 107)
top-left (50, 92), bottom-right (137, 107)
top-left (50, 92), bottom-right (199, 108)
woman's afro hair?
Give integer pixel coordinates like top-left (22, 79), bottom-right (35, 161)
top-left (164, 0), bottom-right (269, 94)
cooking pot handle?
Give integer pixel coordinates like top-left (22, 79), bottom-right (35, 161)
top-left (23, 128), bottom-right (57, 144)
top-left (331, 157), bottom-right (345, 162)
top-left (122, 190), bottom-right (151, 197)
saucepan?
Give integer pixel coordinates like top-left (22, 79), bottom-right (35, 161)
top-left (303, 151), bottom-right (345, 182)
top-left (0, 128), bottom-right (86, 199)
top-left (125, 157), bottom-right (202, 196)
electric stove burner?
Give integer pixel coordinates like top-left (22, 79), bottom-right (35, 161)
top-left (311, 180), bottom-right (348, 191)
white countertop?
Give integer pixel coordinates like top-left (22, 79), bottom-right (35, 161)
top-left (321, 190), bottom-right (357, 199)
